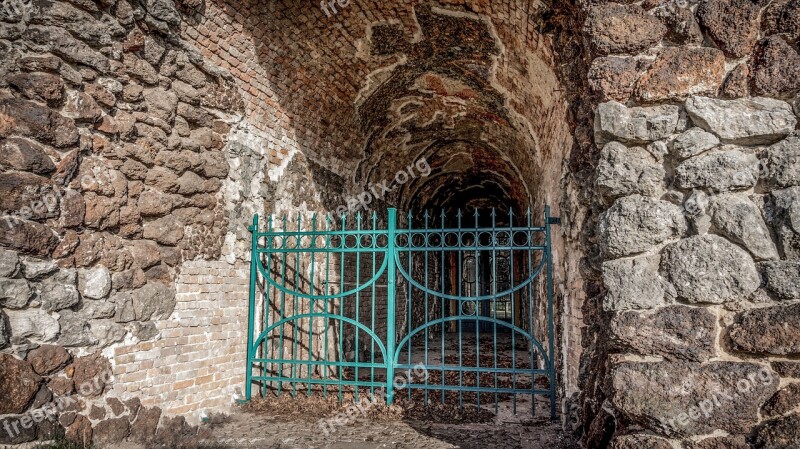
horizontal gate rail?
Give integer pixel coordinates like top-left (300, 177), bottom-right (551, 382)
top-left (244, 207), bottom-right (559, 419)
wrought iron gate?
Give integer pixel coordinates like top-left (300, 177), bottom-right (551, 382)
top-left (244, 207), bottom-right (559, 417)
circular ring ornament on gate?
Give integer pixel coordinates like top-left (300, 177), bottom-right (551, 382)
top-left (461, 300), bottom-right (478, 315)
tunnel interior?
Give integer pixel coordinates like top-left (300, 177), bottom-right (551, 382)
top-left (232, 1), bottom-right (579, 410)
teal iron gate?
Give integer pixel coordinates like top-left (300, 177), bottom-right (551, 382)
top-left (244, 207), bottom-right (559, 418)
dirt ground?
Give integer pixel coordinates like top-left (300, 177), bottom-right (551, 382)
top-left (197, 393), bottom-right (578, 449)
top-left (195, 333), bottom-right (577, 449)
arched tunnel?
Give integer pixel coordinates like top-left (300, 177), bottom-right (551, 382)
top-left (218, 1), bottom-right (583, 414)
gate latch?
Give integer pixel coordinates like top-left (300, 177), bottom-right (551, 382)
top-left (548, 216), bottom-right (561, 225)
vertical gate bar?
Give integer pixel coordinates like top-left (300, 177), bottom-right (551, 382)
top-left (263, 215), bottom-right (273, 398)
top-left (245, 214), bottom-right (258, 401)
top-left (509, 209), bottom-right (517, 415)
top-left (527, 207), bottom-right (536, 416)
top-left (307, 214), bottom-right (317, 397)
top-left (457, 210), bottom-right (463, 413)
top-left (261, 216), bottom-right (272, 398)
top-left (279, 216), bottom-right (288, 397)
top-left (354, 213), bottom-right (362, 402)
top-left (423, 210), bottom-right (430, 406)
top-left (291, 213), bottom-right (301, 398)
top-left (545, 206), bottom-right (556, 419)
top-left (370, 212), bottom-right (377, 399)
top-left (492, 208), bottom-right (498, 414)
top-left (262, 214), bottom-right (277, 397)
top-left (406, 211), bottom-right (413, 401)
top-left (323, 214), bottom-right (332, 398)
top-left (440, 210), bottom-right (446, 406)
top-left (473, 209), bottom-right (480, 411)
top-left (338, 213), bottom-right (346, 403)
top-left (386, 208), bottom-right (397, 405)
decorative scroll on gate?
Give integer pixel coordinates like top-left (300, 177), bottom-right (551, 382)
top-left (244, 207), bottom-right (559, 417)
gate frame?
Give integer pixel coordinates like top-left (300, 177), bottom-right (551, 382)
top-left (243, 207), bottom-right (560, 418)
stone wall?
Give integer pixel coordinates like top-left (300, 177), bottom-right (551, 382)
top-left (574, 0), bottom-right (800, 447)
top-left (0, 0), bottom-right (264, 445)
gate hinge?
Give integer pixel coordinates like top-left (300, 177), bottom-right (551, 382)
top-left (548, 217), bottom-right (561, 225)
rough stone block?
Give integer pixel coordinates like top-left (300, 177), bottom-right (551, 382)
top-left (39, 269), bottom-right (80, 312)
top-left (611, 434), bottom-right (674, 449)
top-left (761, 261), bottom-right (800, 299)
top-left (588, 56), bottom-right (642, 102)
top-left (0, 354), bottom-right (42, 414)
top-left (729, 303), bottom-right (800, 355)
top-left (610, 361), bottom-right (777, 437)
top-left (670, 128), bottom-right (719, 160)
top-left (0, 138), bottom-right (56, 175)
top-left (78, 266), bottom-right (112, 299)
top-left (751, 36), bottom-right (800, 99)
top-left (762, 136), bottom-right (800, 189)
top-left (595, 142), bottom-right (664, 201)
top-left (6, 308), bottom-right (59, 342)
top-left (696, 0), bottom-right (760, 58)
top-left (0, 278), bottom-right (32, 309)
top-left (674, 147), bottom-right (758, 193)
top-left (609, 305), bottom-right (716, 362)
top-left (762, 383), bottom-right (800, 417)
top-left (585, 3), bottom-right (666, 55)
top-left (768, 187), bottom-right (800, 260)
top-left (599, 195), bottom-right (687, 258)
top-left (772, 361), bottom-right (800, 378)
top-left (683, 435), bottom-right (750, 449)
top-left (602, 255), bottom-right (666, 311)
top-left (709, 195), bottom-right (779, 261)
top-left (26, 344), bottom-right (71, 375)
top-left (751, 413), bottom-right (800, 448)
top-left (57, 310), bottom-right (95, 347)
top-left (685, 96), bottom-right (797, 145)
top-left (0, 248), bottom-right (20, 278)
top-left (595, 101), bottom-right (680, 145)
top-left (661, 235), bottom-right (760, 304)
top-left (634, 47), bottom-right (725, 103)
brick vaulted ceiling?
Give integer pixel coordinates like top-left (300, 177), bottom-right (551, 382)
top-left (181, 0), bottom-right (573, 212)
